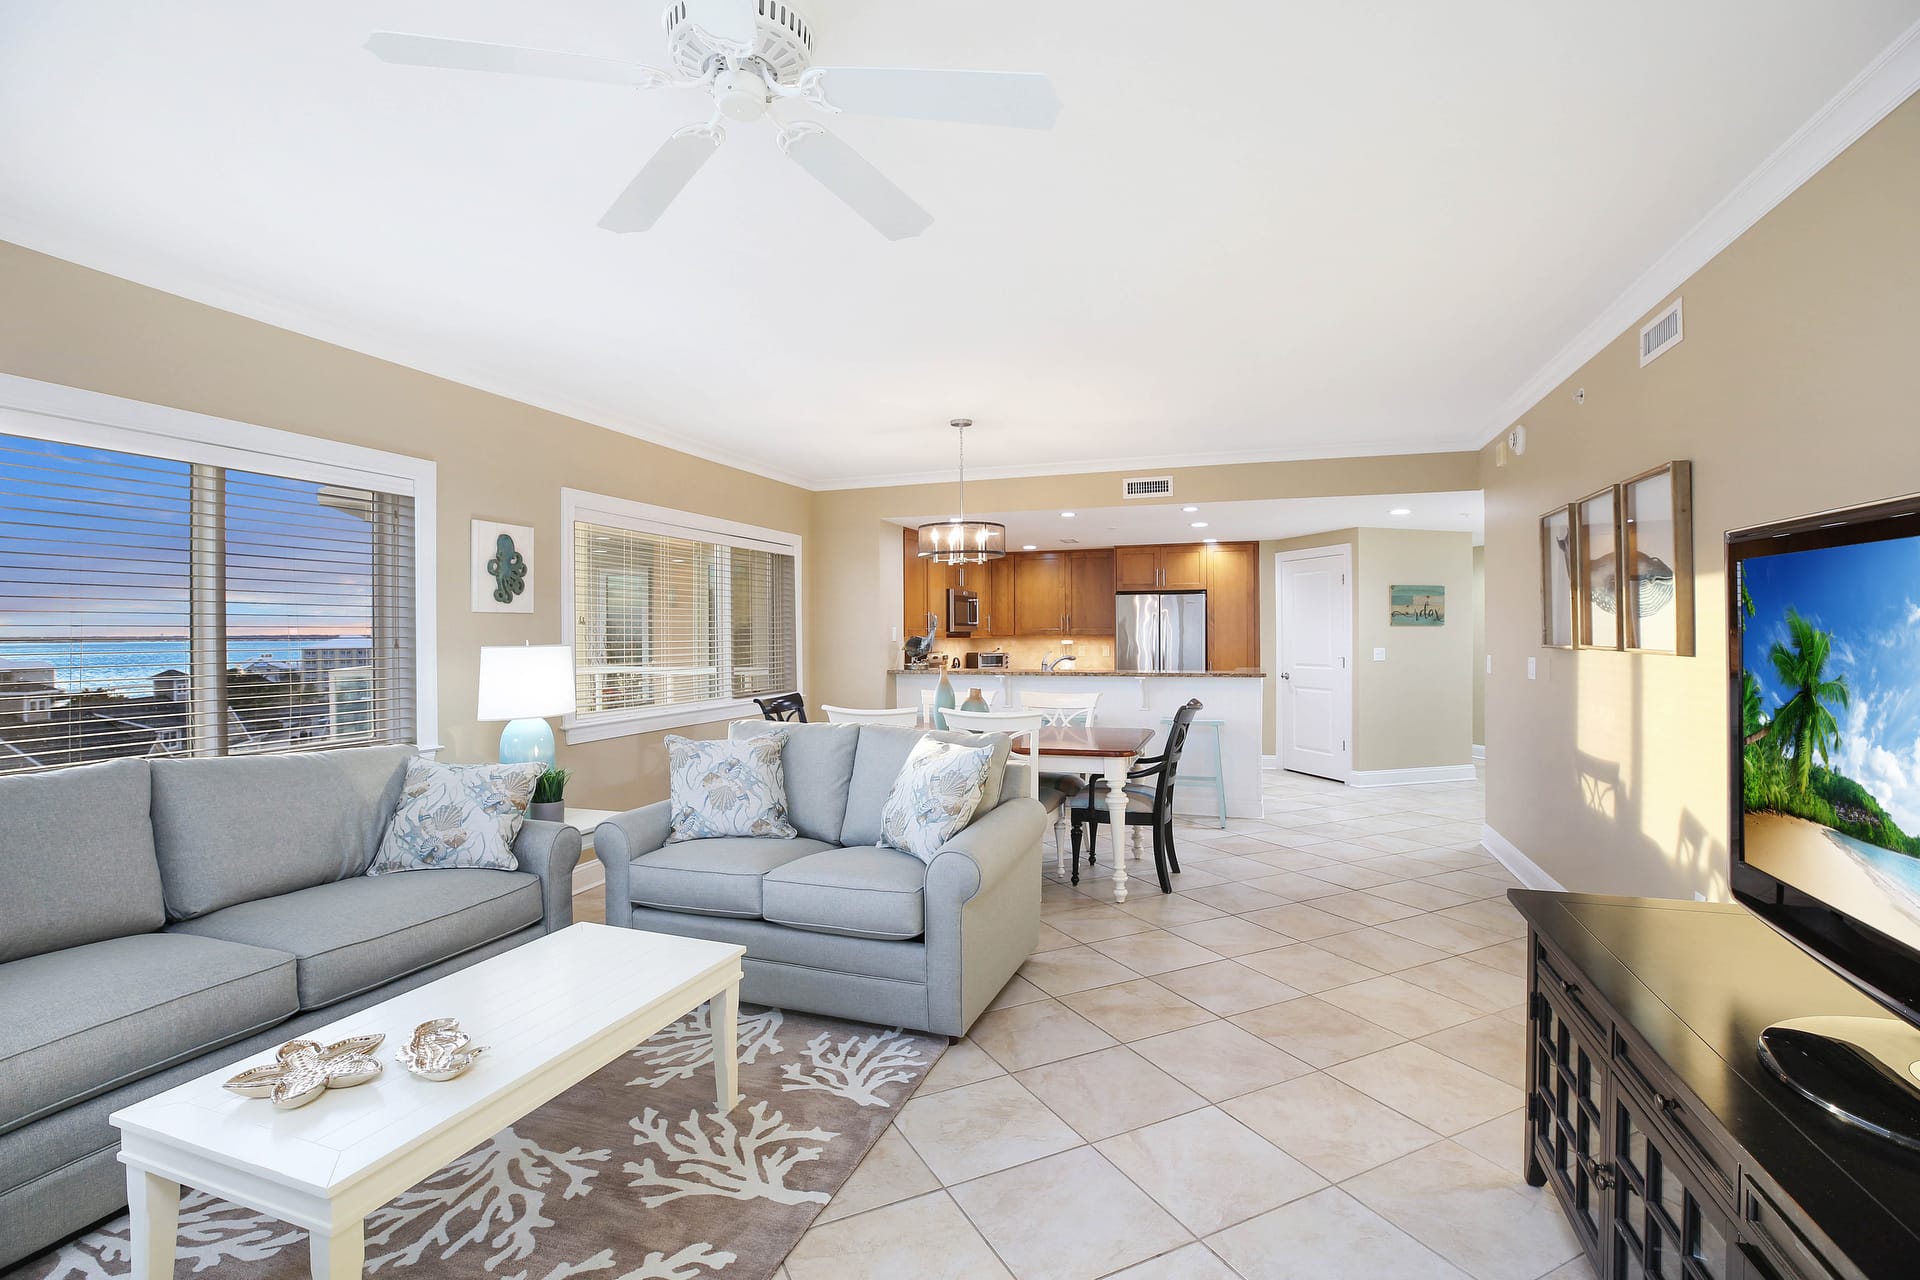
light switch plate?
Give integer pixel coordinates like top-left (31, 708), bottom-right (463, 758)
top-left (1527, 657), bottom-right (1538, 681)
top-left (1486, 655), bottom-right (1493, 674)
top-left (1373, 647), bottom-right (1387, 662)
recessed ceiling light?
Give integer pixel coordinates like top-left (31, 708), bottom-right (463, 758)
top-left (1182, 506), bottom-right (1198, 513)
top-left (1190, 521), bottom-right (1208, 528)
top-left (1022, 544), bottom-right (1037, 551)
top-left (1061, 511), bottom-right (1075, 518)
top-left (1389, 508), bottom-right (1412, 517)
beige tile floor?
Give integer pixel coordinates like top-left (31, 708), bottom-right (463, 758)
top-left (577, 768), bottom-right (1595, 1280)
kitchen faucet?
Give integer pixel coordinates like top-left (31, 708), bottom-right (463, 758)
top-left (1040, 650), bottom-right (1077, 673)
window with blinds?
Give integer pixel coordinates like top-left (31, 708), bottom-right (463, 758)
top-left (0, 431), bottom-right (417, 775)
top-left (568, 496), bottom-right (798, 729)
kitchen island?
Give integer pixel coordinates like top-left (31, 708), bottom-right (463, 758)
top-left (888, 669), bottom-right (1266, 820)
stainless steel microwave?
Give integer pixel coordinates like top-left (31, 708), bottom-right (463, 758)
top-left (946, 587), bottom-right (979, 634)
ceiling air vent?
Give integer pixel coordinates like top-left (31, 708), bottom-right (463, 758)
top-left (1123, 475), bottom-right (1174, 499)
top-left (1640, 298), bottom-right (1683, 367)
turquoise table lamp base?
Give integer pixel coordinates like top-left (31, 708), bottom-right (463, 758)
top-left (499, 717), bottom-right (556, 767)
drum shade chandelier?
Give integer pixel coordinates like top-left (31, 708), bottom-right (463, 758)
top-left (917, 419), bottom-right (1006, 566)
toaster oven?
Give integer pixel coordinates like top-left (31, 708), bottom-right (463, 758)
top-left (965, 650), bottom-right (1011, 669)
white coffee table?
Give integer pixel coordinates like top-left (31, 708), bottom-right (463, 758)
top-left (112, 922), bottom-right (745, 1279)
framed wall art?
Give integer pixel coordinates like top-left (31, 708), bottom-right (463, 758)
top-left (1540, 504), bottom-right (1577, 648)
top-left (1389, 584), bottom-right (1446, 626)
top-left (1576, 487), bottom-right (1624, 649)
top-left (472, 519), bottom-right (534, 614)
top-left (1621, 461), bottom-right (1695, 655)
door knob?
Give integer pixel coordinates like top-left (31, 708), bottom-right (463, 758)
top-left (1280, 672), bottom-right (1290, 680)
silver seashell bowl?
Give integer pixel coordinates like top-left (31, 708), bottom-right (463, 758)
top-left (395, 1018), bottom-right (489, 1082)
top-left (223, 1033), bottom-right (385, 1110)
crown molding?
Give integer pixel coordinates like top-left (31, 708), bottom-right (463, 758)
top-left (1478, 18), bottom-right (1920, 448)
top-left (0, 212), bottom-right (820, 491)
top-left (818, 436), bottom-right (1469, 492)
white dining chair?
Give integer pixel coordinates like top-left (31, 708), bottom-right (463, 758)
top-left (1018, 690), bottom-right (1100, 726)
top-left (821, 704), bottom-right (921, 726)
top-left (940, 709), bottom-right (1075, 877)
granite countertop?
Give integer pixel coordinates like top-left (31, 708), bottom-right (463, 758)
top-left (889, 668), bottom-right (1266, 679)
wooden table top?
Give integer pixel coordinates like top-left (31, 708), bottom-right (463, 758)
top-left (1009, 725), bottom-right (1155, 758)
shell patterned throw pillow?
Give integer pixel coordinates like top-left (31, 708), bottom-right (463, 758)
top-left (368, 758), bottom-right (545, 874)
top-left (880, 735), bottom-right (995, 862)
top-left (666, 732), bottom-right (797, 842)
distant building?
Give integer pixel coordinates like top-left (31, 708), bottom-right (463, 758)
top-left (297, 638), bottom-right (373, 683)
top-left (0, 660), bottom-right (60, 726)
top-left (153, 668), bottom-right (189, 703)
top-left (241, 657), bottom-right (296, 682)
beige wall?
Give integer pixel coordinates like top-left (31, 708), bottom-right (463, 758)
top-left (1260, 527), bottom-right (1474, 775)
top-left (1352, 528), bottom-right (1474, 774)
top-left (1472, 545), bottom-right (1486, 748)
top-left (0, 241), bottom-right (812, 812)
top-left (1482, 92), bottom-right (1920, 899)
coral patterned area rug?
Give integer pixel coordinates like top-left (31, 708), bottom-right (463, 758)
top-left (10, 1006), bottom-right (943, 1280)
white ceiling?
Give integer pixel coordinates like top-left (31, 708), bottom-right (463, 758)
top-left (890, 491), bottom-right (1484, 550)
top-left (1, 2), bottom-right (1915, 488)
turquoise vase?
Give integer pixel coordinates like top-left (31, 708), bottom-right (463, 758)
top-left (934, 673), bottom-right (956, 730)
top-left (961, 688), bottom-right (990, 713)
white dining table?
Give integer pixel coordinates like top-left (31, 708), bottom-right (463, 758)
top-left (1011, 724), bottom-right (1156, 903)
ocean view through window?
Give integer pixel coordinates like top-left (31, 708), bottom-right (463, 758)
top-left (0, 428), bottom-right (417, 773)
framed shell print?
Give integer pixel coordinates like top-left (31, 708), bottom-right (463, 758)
top-left (1576, 487), bottom-right (1624, 649)
top-left (1621, 461), bottom-right (1694, 655)
top-left (1540, 505), bottom-right (1577, 648)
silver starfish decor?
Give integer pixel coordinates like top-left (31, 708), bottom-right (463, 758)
top-left (223, 1034), bottom-right (385, 1110)
top-left (396, 1018), bottom-right (489, 1082)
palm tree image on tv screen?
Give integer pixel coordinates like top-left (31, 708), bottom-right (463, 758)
top-left (1741, 538), bottom-right (1920, 949)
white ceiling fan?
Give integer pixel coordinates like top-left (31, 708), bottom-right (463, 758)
top-left (366, 0), bottom-right (1061, 241)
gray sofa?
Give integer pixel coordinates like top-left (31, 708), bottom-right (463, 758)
top-left (595, 722), bottom-right (1046, 1037)
top-left (0, 745), bottom-right (582, 1270)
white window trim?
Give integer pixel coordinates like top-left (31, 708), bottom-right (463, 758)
top-left (0, 372), bottom-right (440, 749)
top-left (560, 488), bottom-right (803, 742)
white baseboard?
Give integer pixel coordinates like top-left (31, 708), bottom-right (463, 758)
top-left (1260, 754), bottom-right (1279, 770)
top-left (1480, 824), bottom-right (1567, 891)
top-left (1472, 743), bottom-right (1486, 761)
top-left (1346, 764), bottom-right (1479, 788)
top-left (571, 859), bottom-right (605, 898)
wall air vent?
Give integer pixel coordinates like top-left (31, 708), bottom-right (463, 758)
top-left (1122, 475), bottom-right (1174, 499)
top-left (1640, 298), bottom-right (1683, 367)
top-left (1058, 537), bottom-right (1080, 545)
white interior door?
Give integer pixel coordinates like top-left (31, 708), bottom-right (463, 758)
top-left (1277, 547), bottom-right (1352, 782)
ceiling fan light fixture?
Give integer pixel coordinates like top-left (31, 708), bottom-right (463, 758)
top-left (916, 419), bottom-right (1006, 566)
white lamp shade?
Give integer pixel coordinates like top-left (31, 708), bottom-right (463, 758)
top-left (476, 645), bottom-right (577, 721)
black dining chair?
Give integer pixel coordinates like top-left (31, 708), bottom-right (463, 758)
top-left (753, 692), bottom-right (808, 723)
top-left (1068, 698), bottom-right (1202, 894)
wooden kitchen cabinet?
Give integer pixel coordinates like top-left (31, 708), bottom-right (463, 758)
top-left (1012, 552), bottom-right (1070, 635)
top-left (1115, 543), bottom-right (1205, 591)
top-left (1203, 541), bottom-right (1259, 670)
top-left (1114, 546), bottom-right (1160, 591)
top-left (986, 557), bottom-right (1014, 637)
top-left (901, 528), bottom-right (930, 640)
top-left (1068, 550), bottom-right (1116, 634)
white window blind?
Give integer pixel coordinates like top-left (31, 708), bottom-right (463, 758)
top-left (568, 498), bottom-right (798, 732)
top-left (0, 431), bottom-right (417, 775)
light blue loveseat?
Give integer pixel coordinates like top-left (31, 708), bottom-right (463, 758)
top-left (0, 745), bottom-right (582, 1269)
top-left (596, 722), bottom-right (1046, 1037)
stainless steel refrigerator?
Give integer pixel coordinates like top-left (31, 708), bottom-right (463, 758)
top-left (1115, 591), bottom-right (1208, 672)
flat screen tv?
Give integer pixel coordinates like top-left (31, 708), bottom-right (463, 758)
top-left (1729, 494), bottom-right (1920, 1143)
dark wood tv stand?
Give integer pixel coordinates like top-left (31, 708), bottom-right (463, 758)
top-left (1510, 891), bottom-right (1920, 1280)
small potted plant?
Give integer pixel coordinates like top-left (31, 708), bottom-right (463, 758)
top-left (529, 767), bottom-right (570, 824)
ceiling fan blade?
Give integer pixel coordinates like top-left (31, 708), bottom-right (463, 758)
top-left (779, 124), bottom-right (933, 241)
top-left (365, 33), bottom-right (671, 88)
top-left (682, 0), bottom-right (759, 54)
top-left (803, 68), bottom-right (1060, 130)
top-left (598, 126), bottom-right (726, 233)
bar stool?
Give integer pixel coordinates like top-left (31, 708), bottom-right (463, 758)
top-left (1163, 715), bottom-right (1227, 828)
